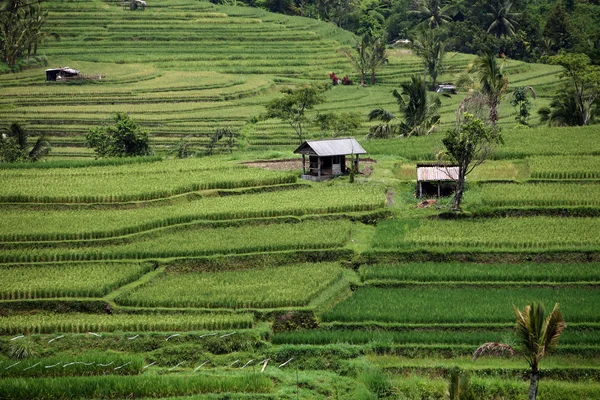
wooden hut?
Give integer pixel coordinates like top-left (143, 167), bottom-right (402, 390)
top-left (416, 163), bottom-right (459, 198)
top-left (45, 67), bottom-right (80, 81)
top-left (294, 138), bottom-right (367, 181)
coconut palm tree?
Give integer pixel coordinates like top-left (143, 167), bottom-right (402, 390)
top-left (0, 122), bottom-right (50, 163)
top-left (487, 0), bottom-right (520, 38)
top-left (411, 25), bottom-right (446, 89)
top-left (340, 35), bottom-right (370, 86)
top-left (393, 75), bottom-right (441, 136)
top-left (410, 0), bottom-right (458, 29)
top-left (471, 52), bottom-right (508, 125)
top-left (473, 302), bottom-right (566, 400)
top-left (368, 35), bottom-right (388, 85)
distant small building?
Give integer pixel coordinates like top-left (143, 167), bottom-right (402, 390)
top-left (46, 67), bottom-right (80, 81)
top-left (294, 138), bottom-right (367, 181)
top-left (417, 163), bottom-right (459, 198)
top-left (435, 83), bottom-right (457, 94)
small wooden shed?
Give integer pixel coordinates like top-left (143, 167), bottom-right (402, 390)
top-left (45, 67), bottom-right (80, 81)
top-left (417, 163), bottom-right (459, 198)
top-left (294, 138), bottom-right (367, 181)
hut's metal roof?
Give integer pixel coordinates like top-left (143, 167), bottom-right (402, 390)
top-left (294, 138), bottom-right (367, 156)
top-left (417, 166), bottom-right (459, 181)
top-left (45, 67), bottom-right (80, 74)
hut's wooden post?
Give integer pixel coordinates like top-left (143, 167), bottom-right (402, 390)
top-left (302, 154), bottom-right (306, 175)
top-left (318, 156), bottom-right (322, 178)
top-left (354, 154), bottom-right (359, 173)
top-left (437, 182), bottom-right (441, 198)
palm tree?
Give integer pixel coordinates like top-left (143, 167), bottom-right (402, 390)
top-left (368, 35), bottom-right (388, 85)
top-left (340, 35), bottom-right (370, 86)
top-left (471, 52), bottom-right (508, 125)
top-left (487, 0), bottom-right (520, 38)
top-left (411, 26), bottom-right (446, 89)
top-left (410, 0), bottom-right (458, 29)
top-left (24, 4), bottom-right (59, 60)
top-left (341, 34), bottom-right (388, 86)
top-left (473, 302), bottom-right (566, 400)
top-left (0, 122), bottom-right (50, 163)
top-left (367, 108), bottom-right (396, 138)
top-left (393, 75), bottom-right (441, 136)
top-left (538, 93), bottom-right (587, 127)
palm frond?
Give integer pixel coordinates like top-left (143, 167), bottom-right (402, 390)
top-left (368, 108), bottom-right (395, 122)
top-left (541, 303), bottom-right (566, 354)
top-left (29, 135), bottom-right (51, 161)
top-left (473, 342), bottom-right (517, 360)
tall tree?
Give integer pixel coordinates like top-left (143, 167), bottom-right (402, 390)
top-left (340, 33), bottom-right (388, 86)
top-left (486, 0), bottom-right (519, 38)
top-left (543, 2), bottom-right (572, 52)
top-left (411, 25), bottom-right (446, 89)
top-left (510, 86), bottom-right (535, 125)
top-left (0, 122), bottom-right (50, 163)
top-left (471, 52), bottom-right (508, 125)
top-left (473, 302), bottom-right (566, 400)
top-left (410, 0), bottom-right (457, 29)
top-left (442, 113), bottom-right (502, 210)
top-left (547, 52), bottom-right (600, 126)
top-left (264, 85), bottom-right (326, 144)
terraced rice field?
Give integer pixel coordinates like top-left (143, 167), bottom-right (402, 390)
top-left (1, 0), bottom-right (563, 157)
top-left (2, 0), bottom-right (600, 398)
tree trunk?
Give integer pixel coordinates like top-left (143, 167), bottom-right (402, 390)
top-left (452, 168), bottom-right (466, 210)
top-left (370, 70), bottom-right (375, 85)
top-left (528, 370), bottom-right (539, 400)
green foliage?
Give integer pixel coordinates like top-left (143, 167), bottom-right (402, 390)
top-left (477, 183), bottom-right (600, 207)
top-left (448, 368), bottom-right (475, 400)
top-left (264, 85), bottom-right (326, 143)
top-left (8, 336), bottom-right (38, 360)
top-left (486, 0), bottom-right (519, 38)
top-left (86, 113), bottom-right (153, 158)
top-left (411, 25), bottom-right (447, 89)
top-left (442, 114), bottom-right (502, 209)
top-left (358, 367), bottom-right (393, 398)
top-left (0, 122), bottom-right (50, 163)
top-left (542, 53), bottom-right (600, 126)
top-left (510, 86), bottom-right (535, 125)
top-left (314, 112), bottom-right (362, 138)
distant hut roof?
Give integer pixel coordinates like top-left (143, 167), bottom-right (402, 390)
top-left (294, 138), bottom-right (367, 157)
top-left (45, 67), bottom-right (80, 74)
top-left (417, 164), bottom-right (459, 181)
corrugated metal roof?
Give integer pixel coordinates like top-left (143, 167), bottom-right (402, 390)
top-left (417, 166), bottom-right (459, 181)
top-left (45, 67), bottom-right (80, 74)
top-left (294, 138), bottom-right (367, 156)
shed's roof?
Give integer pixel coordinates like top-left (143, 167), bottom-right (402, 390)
top-left (45, 67), bottom-right (80, 74)
top-left (294, 138), bottom-right (367, 156)
top-left (417, 166), bottom-right (459, 181)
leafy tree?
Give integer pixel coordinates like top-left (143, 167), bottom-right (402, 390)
top-left (546, 52), bottom-right (600, 126)
top-left (205, 127), bottom-right (236, 155)
top-left (538, 94), bottom-right (587, 127)
top-left (86, 113), bottom-right (153, 158)
top-left (486, 0), bottom-right (519, 38)
top-left (510, 86), bottom-right (535, 125)
top-left (0, 122), bottom-right (50, 163)
top-left (264, 85), bottom-right (326, 144)
top-left (471, 51), bottom-right (508, 125)
top-left (473, 302), bottom-right (566, 400)
top-left (314, 112), bottom-right (362, 138)
top-left (410, 0), bottom-right (457, 29)
top-left (411, 25), bottom-right (447, 89)
top-left (543, 2), bottom-right (572, 52)
top-left (442, 113), bottom-right (502, 210)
